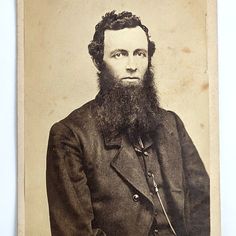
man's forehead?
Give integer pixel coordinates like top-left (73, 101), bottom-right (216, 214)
top-left (104, 26), bottom-right (148, 51)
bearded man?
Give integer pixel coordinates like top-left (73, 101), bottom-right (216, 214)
top-left (46, 11), bottom-right (210, 236)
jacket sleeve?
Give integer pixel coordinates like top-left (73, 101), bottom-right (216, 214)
top-left (46, 122), bottom-right (106, 236)
top-left (174, 113), bottom-right (210, 236)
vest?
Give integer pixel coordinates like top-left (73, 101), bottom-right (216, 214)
top-left (133, 135), bottom-right (177, 236)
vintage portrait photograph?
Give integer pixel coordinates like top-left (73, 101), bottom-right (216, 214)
top-left (19, 0), bottom-right (220, 235)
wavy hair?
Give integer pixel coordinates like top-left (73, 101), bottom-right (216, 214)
top-left (88, 11), bottom-right (156, 71)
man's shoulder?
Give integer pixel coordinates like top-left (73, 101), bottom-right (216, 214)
top-left (50, 100), bottom-right (97, 133)
top-left (157, 108), bottom-right (186, 134)
top-left (64, 100), bottom-right (96, 122)
top-left (158, 107), bottom-right (180, 124)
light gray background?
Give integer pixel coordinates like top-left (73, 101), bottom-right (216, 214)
top-left (0, 0), bottom-right (235, 235)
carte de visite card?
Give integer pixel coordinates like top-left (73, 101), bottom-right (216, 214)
top-left (18, 0), bottom-right (220, 235)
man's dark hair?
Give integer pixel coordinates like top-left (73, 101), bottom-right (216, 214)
top-left (88, 11), bottom-right (156, 71)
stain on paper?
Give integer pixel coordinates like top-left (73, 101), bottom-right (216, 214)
top-left (201, 83), bottom-right (209, 91)
top-left (182, 47), bottom-right (191, 53)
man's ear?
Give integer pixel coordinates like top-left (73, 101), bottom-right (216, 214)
top-left (92, 58), bottom-right (100, 71)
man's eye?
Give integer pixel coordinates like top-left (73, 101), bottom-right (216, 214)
top-left (115, 53), bottom-right (121, 58)
top-left (112, 51), bottom-right (128, 59)
top-left (113, 52), bottom-right (123, 58)
top-left (137, 52), bottom-right (146, 57)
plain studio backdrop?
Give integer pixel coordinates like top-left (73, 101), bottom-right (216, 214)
top-left (24, 0), bottom-right (211, 235)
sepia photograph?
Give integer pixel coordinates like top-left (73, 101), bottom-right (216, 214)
top-left (18, 0), bottom-right (219, 235)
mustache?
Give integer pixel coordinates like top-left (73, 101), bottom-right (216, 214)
top-left (121, 76), bottom-right (140, 80)
top-left (98, 64), bottom-right (153, 92)
top-left (109, 76), bottom-right (142, 89)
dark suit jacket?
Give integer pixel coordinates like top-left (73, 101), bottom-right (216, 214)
top-left (46, 100), bottom-right (210, 236)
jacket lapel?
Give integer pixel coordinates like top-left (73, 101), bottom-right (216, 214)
top-left (105, 134), bottom-right (154, 206)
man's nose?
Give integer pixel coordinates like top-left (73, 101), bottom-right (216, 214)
top-left (126, 56), bottom-right (137, 73)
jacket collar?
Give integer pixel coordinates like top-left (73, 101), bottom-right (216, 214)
top-left (101, 112), bottom-right (164, 149)
top-left (103, 129), bottom-right (122, 149)
top-left (103, 130), bottom-right (154, 150)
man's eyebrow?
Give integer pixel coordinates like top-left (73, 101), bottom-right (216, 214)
top-left (134, 48), bottom-right (148, 54)
top-left (110, 49), bottom-right (127, 55)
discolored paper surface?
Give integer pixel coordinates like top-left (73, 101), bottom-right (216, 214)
top-left (18, 0), bottom-right (220, 235)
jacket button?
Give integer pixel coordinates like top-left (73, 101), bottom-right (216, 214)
top-left (133, 194), bottom-right (139, 202)
top-left (143, 151), bottom-right (149, 156)
top-left (147, 171), bottom-right (152, 177)
top-left (154, 228), bottom-right (159, 234)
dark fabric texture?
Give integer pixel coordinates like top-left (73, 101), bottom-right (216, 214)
top-left (46, 100), bottom-right (210, 236)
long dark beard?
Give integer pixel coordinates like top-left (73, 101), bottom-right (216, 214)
top-left (95, 65), bottom-right (161, 143)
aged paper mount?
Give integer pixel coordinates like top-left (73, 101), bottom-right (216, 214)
top-left (18, 0), bottom-right (220, 235)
